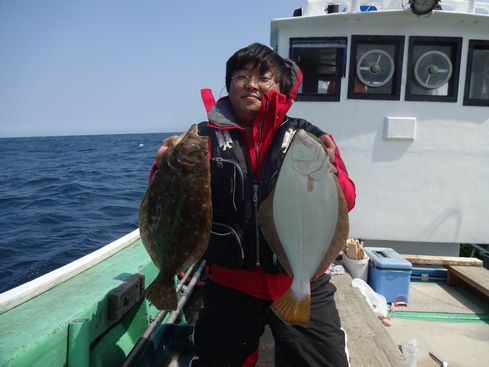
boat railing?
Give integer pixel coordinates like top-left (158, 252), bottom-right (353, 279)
top-left (441, 0), bottom-right (489, 14)
top-left (304, 0), bottom-right (489, 15)
top-left (0, 228), bottom-right (141, 314)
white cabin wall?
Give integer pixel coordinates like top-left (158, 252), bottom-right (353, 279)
top-left (292, 101), bottom-right (489, 244)
top-left (271, 12), bottom-right (489, 250)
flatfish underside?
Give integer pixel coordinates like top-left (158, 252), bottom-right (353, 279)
top-left (259, 129), bottom-right (349, 326)
top-left (139, 124), bottom-right (211, 310)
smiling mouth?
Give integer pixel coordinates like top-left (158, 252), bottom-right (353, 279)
top-left (243, 94), bottom-right (261, 100)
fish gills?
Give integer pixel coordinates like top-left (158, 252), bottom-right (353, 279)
top-left (139, 124), bottom-right (211, 310)
top-left (259, 129), bottom-right (349, 326)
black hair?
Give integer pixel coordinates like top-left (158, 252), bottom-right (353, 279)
top-left (225, 43), bottom-right (294, 95)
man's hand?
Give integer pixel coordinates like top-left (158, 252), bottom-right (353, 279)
top-left (319, 134), bottom-right (336, 163)
top-left (155, 135), bottom-right (179, 161)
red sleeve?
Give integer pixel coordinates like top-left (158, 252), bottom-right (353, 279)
top-left (327, 134), bottom-right (356, 211)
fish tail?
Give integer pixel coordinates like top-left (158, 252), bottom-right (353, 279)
top-left (146, 274), bottom-right (178, 311)
top-left (271, 289), bottom-right (311, 326)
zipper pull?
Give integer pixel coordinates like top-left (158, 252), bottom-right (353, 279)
top-left (273, 253), bottom-right (278, 266)
top-left (253, 183), bottom-right (259, 203)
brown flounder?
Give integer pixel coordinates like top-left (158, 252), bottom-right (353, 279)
top-left (259, 129), bottom-right (349, 326)
top-left (139, 124), bottom-right (211, 310)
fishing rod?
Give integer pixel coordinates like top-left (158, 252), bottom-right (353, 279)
top-left (121, 260), bottom-right (206, 367)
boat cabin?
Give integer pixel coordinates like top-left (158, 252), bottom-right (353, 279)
top-left (271, 0), bottom-right (489, 255)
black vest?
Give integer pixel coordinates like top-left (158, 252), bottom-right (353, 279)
top-left (198, 118), bottom-right (324, 273)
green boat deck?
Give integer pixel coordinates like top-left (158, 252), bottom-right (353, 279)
top-left (0, 237), bottom-right (159, 367)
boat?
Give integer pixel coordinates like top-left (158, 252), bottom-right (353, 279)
top-left (0, 228), bottom-right (206, 367)
top-left (1, 1), bottom-right (489, 366)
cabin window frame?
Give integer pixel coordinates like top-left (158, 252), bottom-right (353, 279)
top-left (405, 36), bottom-right (462, 103)
top-left (463, 39), bottom-right (489, 107)
top-left (289, 37), bottom-right (348, 102)
top-left (347, 35), bottom-right (405, 101)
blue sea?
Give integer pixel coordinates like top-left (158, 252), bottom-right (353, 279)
top-left (0, 132), bottom-right (175, 293)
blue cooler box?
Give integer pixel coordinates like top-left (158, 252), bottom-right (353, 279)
top-left (365, 247), bottom-right (412, 303)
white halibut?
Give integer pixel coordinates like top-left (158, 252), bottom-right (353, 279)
top-left (259, 129), bottom-right (349, 326)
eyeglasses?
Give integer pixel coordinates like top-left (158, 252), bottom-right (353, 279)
top-left (231, 74), bottom-right (275, 89)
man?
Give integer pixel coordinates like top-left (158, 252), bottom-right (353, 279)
top-left (152, 43), bottom-right (356, 366)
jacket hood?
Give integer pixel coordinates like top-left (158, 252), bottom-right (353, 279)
top-left (283, 58), bottom-right (302, 102)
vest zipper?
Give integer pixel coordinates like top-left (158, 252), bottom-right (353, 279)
top-left (254, 102), bottom-right (268, 181)
top-left (252, 103), bottom-right (269, 268)
top-left (253, 183), bottom-right (260, 267)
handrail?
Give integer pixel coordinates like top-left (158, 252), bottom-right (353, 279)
top-left (302, 0), bottom-right (489, 14)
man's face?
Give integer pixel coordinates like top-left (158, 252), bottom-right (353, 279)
top-left (228, 65), bottom-right (281, 125)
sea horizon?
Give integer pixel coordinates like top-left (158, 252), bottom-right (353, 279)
top-left (0, 130), bottom-right (183, 140)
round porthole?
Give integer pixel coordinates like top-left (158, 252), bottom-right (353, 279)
top-left (414, 50), bottom-right (453, 89)
top-left (356, 49), bottom-right (395, 88)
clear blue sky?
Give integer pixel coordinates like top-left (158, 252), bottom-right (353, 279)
top-left (0, 0), bottom-right (302, 137)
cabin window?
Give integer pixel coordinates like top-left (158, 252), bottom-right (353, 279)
top-left (289, 37), bottom-right (347, 101)
top-left (464, 40), bottom-right (489, 106)
top-left (405, 36), bottom-right (462, 102)
top-left (348, 36), bottom-right (404, 100)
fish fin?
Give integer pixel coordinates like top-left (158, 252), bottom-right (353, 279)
top-left (326, 178), bottom-right (350, 262)
top-left (138, 192), bottom-right (162, 268)
top-left (313, 176), bottom-right (350, 280)
top-left (271, 289), bottom-right (311, 326)
top-left (258, 190), bottom-right (293, 276)
top-left (146, 273), bottom-right (178, 311)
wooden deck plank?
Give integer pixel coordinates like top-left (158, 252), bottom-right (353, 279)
top-left (447, 265), bottom-right (489, 300)
top-left (331, 273), bottom-right (407, 367)
top-left (402, 254), bottom-right (482, 267)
